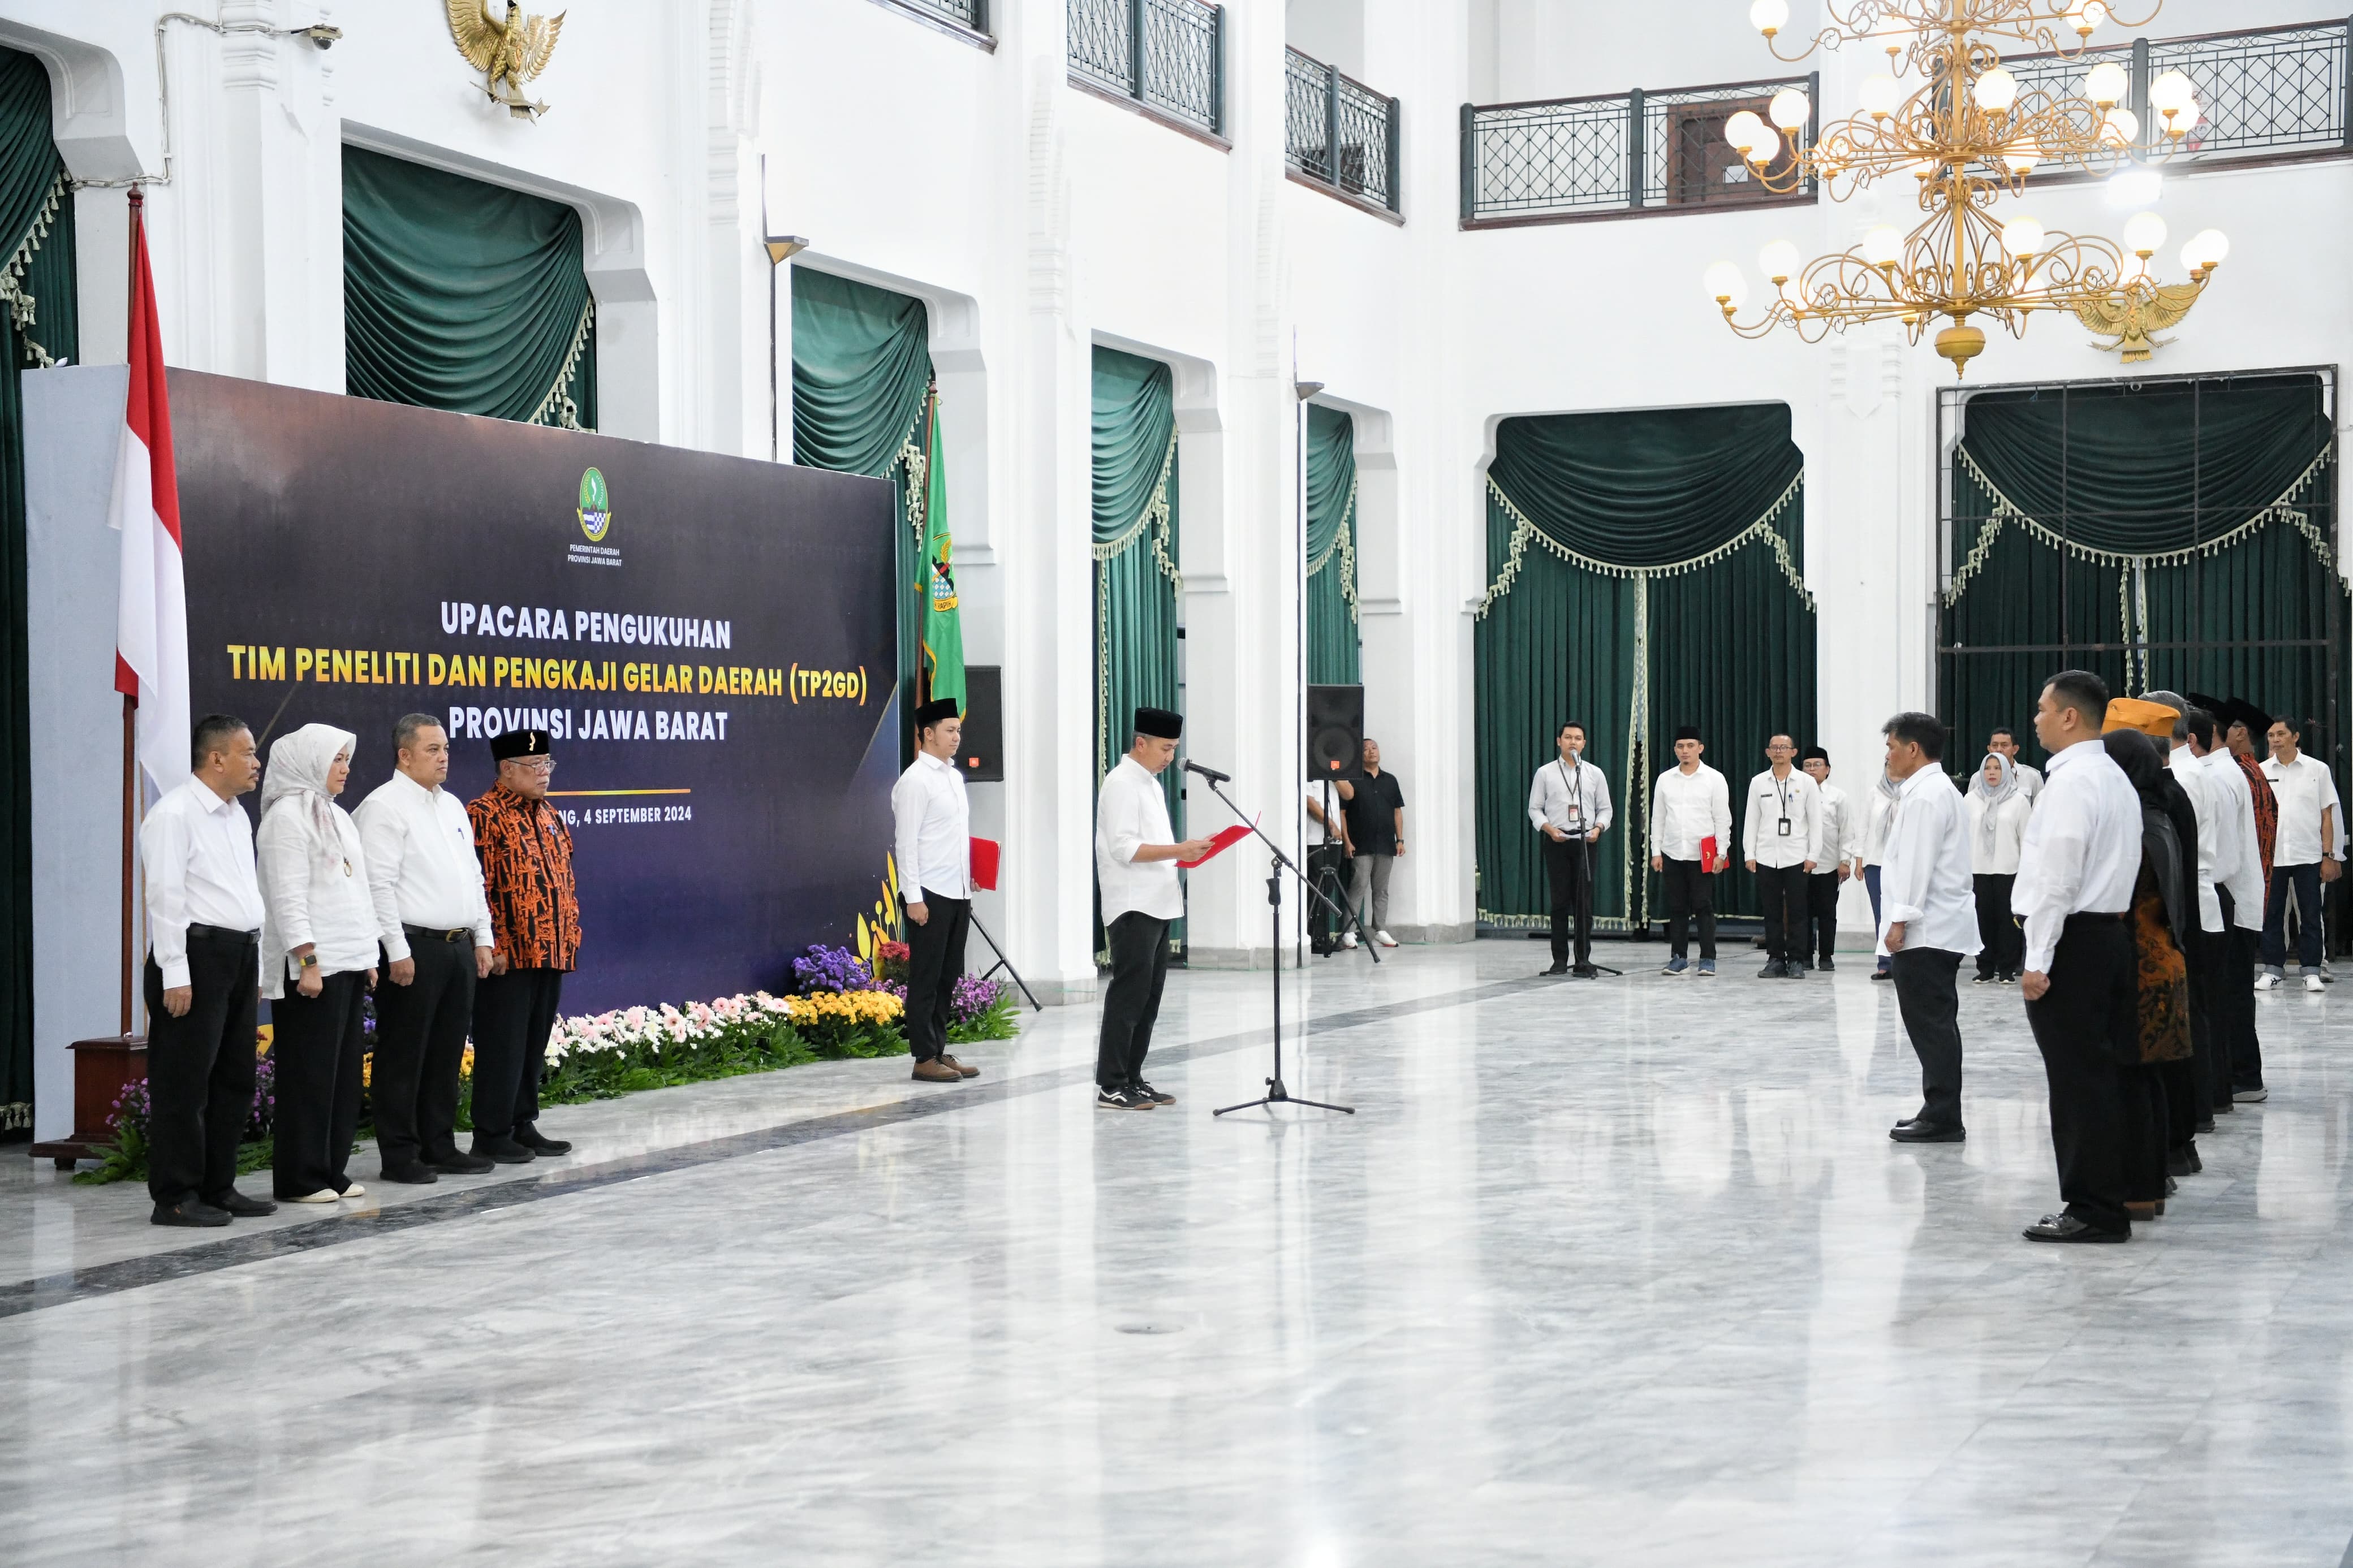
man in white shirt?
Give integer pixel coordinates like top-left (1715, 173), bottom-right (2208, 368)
top-left (2014, 671), bottom-right (2144, 1243)
top-left (1649, 724), bottom-right (1731, 977)
top-left (2144, 693), bottom-right (2222, 1157)
top-left (1528, 721), bottom-right (1613, 978)
top-left (1877, 713), bottom-right (1979, 1142)
top-left (1743, 733), bottom-right (1822, 979)
top-left (1989, 726), bottom-right (2044, 801)
top-left (1800, 746), bottom-right (1857, 971)
top-left (140, 715), bottom-right (275, 1228)
top-left (2194, 703), bottom-right (2268, 1108)
top-left (1304, 773), bottom-right (1352, 953)
top-left (894, 698), bottom-right (980, 1085)
top-left (354, 714), bottom-right (499, 1184)
top-left (1094, 707), bottom-right (1210, 1111)
top-left (1858, 772), bottom-right (1901, 980)
top-left (2259, 715), bottom-right (2339, 991)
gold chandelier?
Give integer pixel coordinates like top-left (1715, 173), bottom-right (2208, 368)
top-left (1705, 0), bottom-right (2230, 375)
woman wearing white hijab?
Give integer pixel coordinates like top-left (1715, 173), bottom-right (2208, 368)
top-left (258, 723), bottom-right (378, 1203)
top-left (1858, 768), bottom-right (1905, 980)
top-left (1963, 751), bottom-right (2033, 984)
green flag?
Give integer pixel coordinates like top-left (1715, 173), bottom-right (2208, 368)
top-left (920, 394), bottom-right (967, 712)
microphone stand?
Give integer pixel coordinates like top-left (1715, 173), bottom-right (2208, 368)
top-left (1567, 827), bottom-right (1622, 979)
top-left (1190, 767), bottom-right (1360, 1118)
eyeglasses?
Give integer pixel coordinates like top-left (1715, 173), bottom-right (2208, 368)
top-left (507, 758), bottom-right (557, 774)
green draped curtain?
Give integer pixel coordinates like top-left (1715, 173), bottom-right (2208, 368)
top-left (1091, 345), bottom-right (1183, 832)
top-left (1942, 374), bottom-right (2340, 790)
top-left (1306, 403), bottom-right (1360, 685)
top-left (1476, 405), bottom-right (1812, 929)
top-left (342, 145), bottom-right (596, 429)
top-left (790, 268), bottom-right (933, 755)
top-left (0, 47), bottom-right (75, 1130)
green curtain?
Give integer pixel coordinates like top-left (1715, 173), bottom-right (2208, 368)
top-left (1942, 374), bottom-right (2340, 790)
top-left (790, 268), bottom-right (933, 754)
top-left (1476, 405), bottom-right (1811, 928)
top-left (0, 46), bottom-right (76, 1131)
top-left (1306, 403), bottom-right (1360, 686)
top-left (1091, 344), bottom-right (1183, 841)
top-left (342, 145), bottom-right (596, 429)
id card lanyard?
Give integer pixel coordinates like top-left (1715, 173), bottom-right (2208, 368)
top-left (1774, 772), bottom-right (1795, 837)
top-left (1559, 758), bottom-right (1584, 831)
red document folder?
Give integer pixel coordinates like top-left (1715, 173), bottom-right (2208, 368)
top-left (1700, 835), bottom-right (1721, 874)
top-left (969, 837), bottom-right (1001, 891)
top-left (1178, 823), bottom-right (1253, 870)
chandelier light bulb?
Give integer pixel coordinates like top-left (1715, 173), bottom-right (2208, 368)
top-left (1860, 225), bottom-right (1904, 267)
top-left (1858, 73), bottom-right (1901, 118)
top-left (1975, 66), bottom-right (2018, 115)
top-left (1758, 239), bottom-right (1803, 283)
top-left (2188, 227), bottom-right (2230, 267)
top-left (2003, 139), bottom-right (2041, 175)
top-left (2070, 0), bottom-right (2111, 37)
top-left (1749, 0), bottom-right (1790, 37)
top-left (2121, 210), bottom-right (2167, 257)
top-left (1705, 261), bottom-right (1750, 309)
top-left (2148, 69), bottom-right (2196, 118)
top-left (1769, 87), bottom-right (1811, 131)
top-left (2084, 61), bottom-right (2128, 108)
top-left (1724, 109), bottom-right (1770, 159)
top-left (2102, 106), bottom-right (2141, 146)
top-left (2001, 216), bottom-right (2047, 257)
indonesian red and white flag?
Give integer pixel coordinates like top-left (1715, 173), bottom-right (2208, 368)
top-left (111, 196), bottom-right (189, 795)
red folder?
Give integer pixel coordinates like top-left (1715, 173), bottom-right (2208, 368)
top-left (1178, 823), bottom-right (1252, 870)
top-left (969, 837), bottom-right (1001, 891)
top-left (1700, 835), bottom-right (1721, 874)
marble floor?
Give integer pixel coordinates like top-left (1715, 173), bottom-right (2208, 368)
top-left (6, 939), bottom-right (2353, 1567)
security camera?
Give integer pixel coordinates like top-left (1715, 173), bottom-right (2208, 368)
top-left (298, 24), bottom-right (342, 49)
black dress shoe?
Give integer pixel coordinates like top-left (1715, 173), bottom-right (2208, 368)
top-left (425, 1148), bottom-right (495, 1175)
top-left (472, 1135), bottom-right (536, 1164)
top-left (1817, 956), bottom-right (1836, 971)
top-left (1891, 1122), bottom-right (1965, 1143)
top-left (2022, 1213), bottom-right (2128, 1243)
top-left (1871, 968), bottom-right (1893, 982)
top-left (2195, 1116), bottom-right (2217, 1134)
top-left (1570, 964), bottom-right (1601, 978)
top-left (2167, 1147), bottom-right (2200, 1178)
top-left (209, 1189), bottom-right (278, 1218)
top-left (380, 1161), bottom-right (440, 1185)
top-left (151, 1199), bottom-right (231, 1228)
top-left (514, 1124), bottom-right (572, 1157)
top-left (1758, 960), bottom-right (1786, 979)
top-left (1542, 962), bottom-right (1568, 976)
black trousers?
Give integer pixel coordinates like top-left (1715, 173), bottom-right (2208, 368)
top-left (270, 969), bottom-right (367, 1199)
top-left (904, 893), bottom-right (972, 1062)
top-left (2223, 921), bottom-right (2265, 1092)
top-left (1661, 857), bottom-right (1714, 960)
top-left (2170, 922), bottom-right (2223, 1141)
top-left (1753, 862), bottom-right (1807, 964)
top-left (1804, 871), bottom-right (1841, 962)
top-left (1096, 910), bottom-right (1171, 1090)
top-left (2123, 1063), bottom-right (2170, 1204)
top-left (1891, 946), bottom-right (1964, 1130)
top-left (144, 931), bottom-right (259, 1208)
top-left (1972, 873), bottom-right (2023, 977)
top-left (1544, 835), bottom-right (1593, 966)
top-left (370, 934), bottom-right (477, 1166)
top-left (472, 966), bottom-right (566, 1139)
top-left (2024, 914), bottom-right (2137, 1234)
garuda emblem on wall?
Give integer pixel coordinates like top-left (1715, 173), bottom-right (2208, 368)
top-left (446, 0), bottom-right (566, 120)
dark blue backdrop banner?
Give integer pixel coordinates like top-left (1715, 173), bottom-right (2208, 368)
top-left (167, 370), bottom-right (899, 1013)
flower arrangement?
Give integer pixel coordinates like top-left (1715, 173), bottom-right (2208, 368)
top-left (947, 974), bottom-right (1019, 1042)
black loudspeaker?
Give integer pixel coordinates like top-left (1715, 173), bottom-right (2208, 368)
top-left (1308, 684), bottom-right (1363, 778)
top-left (955, 666), bottom-right (1003, 781)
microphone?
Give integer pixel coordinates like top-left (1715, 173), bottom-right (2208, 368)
top-left (1183, 759), bottom-right (1231, 784)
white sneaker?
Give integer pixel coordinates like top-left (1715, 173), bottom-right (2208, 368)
top-left (2305, 973), bottom-right (2326, 994)
top-left (1339, 932), bottom-right (1359, 949)
top-left (290, 1189), bottom-right (339, 1204)
top-left (1374, 929), bottom-right (1399, 948)
top-left (338, 1182), bottom-right (367, 1199)
top-left (2255, 972), bottom-right (2281, 991)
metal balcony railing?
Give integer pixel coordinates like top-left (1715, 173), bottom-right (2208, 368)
top-left (1462, 19), bottom-right (2353, 226)
top-left (1462, 75), bottom-right (1819, 225)
top-left (1068, 0), bottom-right (1225, 137)
top-left (890, 0), bottom-right (986, 32)
top-left (1284, 47), bottom-right (1401, 214)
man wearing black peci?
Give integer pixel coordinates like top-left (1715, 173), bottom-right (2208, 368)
top-left (1093, 707), bottom-right (1210, 1111)
top-left (1878, 712), bottom-right (1979, 1143)
top-left (140, 715), bottom-right (277, 1226)
top-left (2015, 670), bottom-right (2145, 1243)
top-left (894, 697), bottom-right (980, 1085)
top-left (1528, 722), bottom-right (1613, 977)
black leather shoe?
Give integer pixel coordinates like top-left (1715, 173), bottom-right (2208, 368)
top-left (1871, 968), bottom-right (1893, 982)
top-left (151, 1199), bottom-right (231, 1228)
top-left (2023, 1213), bottom-right (2128, 1243)
top-left (514, 1124), bottom-right (572, 1157)
top-left (1542, 962), bottom-right (1568, 976)
top-left (1570, 964), bottom-right (1601, 978)
top-left (2195, 1116), bottom-right (2217, 1134)
top-left (209, 1189), bottom-right (278, 1218)
top-left (472, 1135), bottom-right (536, 1164)
top-left (380, 1161), bottom-right (440, 1185)
top-left (1817, 956), bottom-right (1836, 971)
top-left (426, 1148), bottom-right (495, 1175)
top-left (2167, 1147), bottom-right (2201, 1178)
top-left (1759, 960), bottom-right (1786, 979)
top-left (1891, 1122), bottom-right (1964, 1143)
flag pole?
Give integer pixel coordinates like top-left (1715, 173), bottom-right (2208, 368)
top-left (119, 187), bottom-right (144, 1038)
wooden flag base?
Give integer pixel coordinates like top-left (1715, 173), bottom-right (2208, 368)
top-left (28, 1035), bottom-right (146, 1169)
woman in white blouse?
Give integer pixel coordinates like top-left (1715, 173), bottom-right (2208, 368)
top-left (259, 723), bottom-right (378, 1204)
top-left (1963, 752), bottom-right (2034, 984)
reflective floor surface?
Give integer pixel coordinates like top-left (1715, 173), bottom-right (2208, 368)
top-left (6, 939), bottom-right (2353, 1566)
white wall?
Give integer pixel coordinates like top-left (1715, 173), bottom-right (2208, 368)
top-left (6, 0), bottom-right (2345, 1033)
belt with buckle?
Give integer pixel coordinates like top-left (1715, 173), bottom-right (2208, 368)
top-left (186, 922), bottom-right (258, 944)
top-left (402, 923), bottom-right (474, 944)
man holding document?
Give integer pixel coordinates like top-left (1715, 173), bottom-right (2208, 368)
top-left (1649, 725), bottom-right (1731, 977)
top-left (894, 697), bottom-right (980, 1085)
top-left (1094, 707), bottom-right (1212, 1111)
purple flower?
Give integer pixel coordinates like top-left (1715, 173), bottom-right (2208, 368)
top-left (791, 945), bottom-right (880, 995)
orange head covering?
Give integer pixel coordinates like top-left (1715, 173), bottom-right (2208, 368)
top-left (2101, 696), bottom-right (2179, 739)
